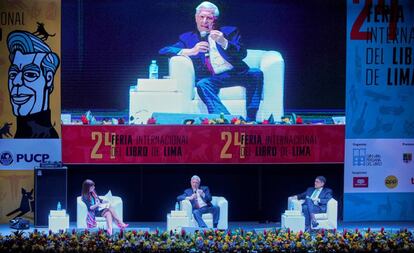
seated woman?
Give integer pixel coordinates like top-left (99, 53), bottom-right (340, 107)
top-left (81, 179), bottom-right (128, 235)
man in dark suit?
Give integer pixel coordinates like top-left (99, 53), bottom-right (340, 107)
top-left (290, 176), bottom-right (333, 230)
top-left (177, 175), bottom-right (219, 228)
top-left (159, 1), bottom-right (263, 122)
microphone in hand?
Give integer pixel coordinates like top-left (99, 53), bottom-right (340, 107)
top-left (191, 189), bottom-right (197, 200)
top-left (200, 31), bottom-right (209, 41)
top-left (200, 31), bottom-right (210, 57)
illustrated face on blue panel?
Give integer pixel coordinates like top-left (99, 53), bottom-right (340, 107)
top-left (8, 51), bottom-right (53, 116)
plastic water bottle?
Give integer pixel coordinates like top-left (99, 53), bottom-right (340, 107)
top-left (149, 60), bottom-right (159, 79)
top-left (175, 202), bottom-right (180, 211)
top-left (57, 201), bottom-right (61, 211)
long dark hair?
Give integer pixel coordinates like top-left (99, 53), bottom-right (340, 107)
top-left (81, 179), bottom-right (95, 199)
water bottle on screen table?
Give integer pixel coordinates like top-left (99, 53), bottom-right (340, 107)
top-left (149, 60), bottom-right (159, 79)
top-left (57, 201), bottom-right (61, 211)
top-left (175, 202), bottom-right (180, 211)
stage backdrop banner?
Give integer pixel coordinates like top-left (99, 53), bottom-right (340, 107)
top-left (62, 125), bottom-right (344, 164)
top-left (344, 0), bottom-right (414, 221)
top-left (0, 170), bottom-right (34, 224)
top-left (0, 0), bottom-right (62, 170)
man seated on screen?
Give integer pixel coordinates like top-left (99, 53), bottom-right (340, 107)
top-left (289, 176), bottom-right (333, 230)
top-left (177, 175), bottom-right (219, 228)
top-left (159, 1), bottom-right (263, 122)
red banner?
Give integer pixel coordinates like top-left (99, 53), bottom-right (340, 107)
top-left (62, 125), bottom-right (344, 164)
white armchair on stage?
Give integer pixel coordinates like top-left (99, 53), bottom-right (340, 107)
top-left (288, 198), bottom-right (338, 229)
top-left (129, 49), bottom-right (284, 123)
top-left (180, 196), bottom-right (228, 229)
top-left (77, 196), bottom-right (123, 229)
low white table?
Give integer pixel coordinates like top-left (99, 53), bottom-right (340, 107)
top-left (281, 213), bottom-right (305, 232)
top-left (167, 213), bottom-right (190, 232)
top-left (129, 79), bottom-right (184, 124)
top-left (95, 217), bottom-right (108, 229)
top-left (48, 210), bottom-right (69, 233)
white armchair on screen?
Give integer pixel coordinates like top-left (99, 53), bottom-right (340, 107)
top-left (288, 197), bottom-right (338, 229)
top-left (77, 196), bottom-right (123, 229)
top-left (180, 196), bottom-right (228, 229)
top-left (169, 49), bottom-right (285, 122)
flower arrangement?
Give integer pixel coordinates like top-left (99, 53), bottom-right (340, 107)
top-left (199, 113), bottom-right (262, 125)
top-left (0, 228), bottom-right (413, 252)
top-left (147, 117), bottom-right (157, 124)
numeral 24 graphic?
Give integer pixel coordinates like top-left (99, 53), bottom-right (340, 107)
top-left (350, 0), bottom-right (399, 40)
top-left (91, 132), bottom-right (116, 159)
top-left (220, 132), bottom-right (246, 159)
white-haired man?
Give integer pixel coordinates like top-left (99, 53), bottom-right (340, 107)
top-left (177, 175), bottom-right (219, 228)
top-left (160, 1), bottom-right (263, 122)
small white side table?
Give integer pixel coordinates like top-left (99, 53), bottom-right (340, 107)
top-left (48, 210), bottom-right (69, 233)
top-left (95, 217), bottom-right (107, 229)
top-left (167, 213), bottom-right (190, 232)
top-left (281, 213), bottom-right (305, 232)
top-left (129, 79), bottom-right (184, 124)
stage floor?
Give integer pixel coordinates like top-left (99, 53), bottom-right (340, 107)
top-left (1, 221), bottom-right (413, 236)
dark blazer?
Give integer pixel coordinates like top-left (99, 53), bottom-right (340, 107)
top-left (159, 26), bottom-right (249, 78)
top-left (177, 186), bottom-right (213, 209)
top-left (297, 187), bottom-right (333, 212)
top-left (81, 194), bottom-right (104, 228)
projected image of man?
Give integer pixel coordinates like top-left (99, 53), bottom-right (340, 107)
top-left (159, 1), bottom-right (263, 122)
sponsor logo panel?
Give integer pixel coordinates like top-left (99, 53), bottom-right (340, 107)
top-left (0, 140), bottom-right (61, 170)
top-left (403, 153), bottom-right (412, 163)
top-left (0, 151), bottom-right (50, 166)
top-left (385, 175), bottom-right (398, 189)
top-left (353, 177), bottom-right (369, 188)
top-left (352, 147), bottom-right (382, 167)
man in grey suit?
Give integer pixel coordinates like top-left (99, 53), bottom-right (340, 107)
top-left (177, 175), bottom-right (219, 228)
top-left (290, 176), bottom-right (333, 230)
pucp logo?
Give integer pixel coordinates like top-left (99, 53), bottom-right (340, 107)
top-left (16, 153), bottom-right (50, 163)
top-left (0, 151), bottom-right (50, 166)
top-left (385, 175), bottom-right (398, 189)
top-left (0, 151), bottom-right (13, 166)
top-left (353, 177), bottom-right (369, 188)
top-left (403, 153), bottom-right (412, 163)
